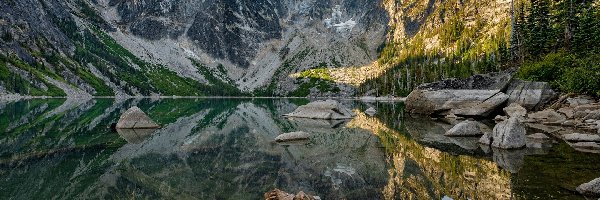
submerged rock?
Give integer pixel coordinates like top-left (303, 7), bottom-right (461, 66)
top-left (505, 79), bottom-right (557, 111)
top-left (577, 178), bottom-right (600, 197)
top-left (445, 121), bottom-right (487, 137)
top-left (116, 106), bottom-right (160, 129)
top-left (284, 100), bottom-right (355, 120)
top-left (563, 133), bottom-right (600, 142)
top-left (492, 118), bottom-right (526, 149)
top-left (275, 131), bottom-right (310, 142)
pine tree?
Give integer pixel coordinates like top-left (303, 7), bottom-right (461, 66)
top-left (525, 0), bottom-right (553, 58)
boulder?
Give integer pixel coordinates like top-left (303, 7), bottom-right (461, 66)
top-left (405, 89), bottom-right (509, 117)
top-left (503, 103), bottom-right (527, 118)
top-left (444, 121), bottom-right (487, 136)
top-left (116, 106), bottom-right (160, 129)
top-left (405, 69), bottom-right (514, 117)
top-left (275, 131), bottom-right (310, 142)
top-left (284, 100), bottom-right (355, 120)
top-left (492, 118), bottom-right (527, 149)
top-left (505, 79), bottom-right (557, 111)
top-left (365, 107), bottom-right (377, 116)
top-left (577, 178), bottom-right (600, 197)
top-left (563, 133), bottom-right (600, 142)
top-left (527, 109), bottom-right (566, 124)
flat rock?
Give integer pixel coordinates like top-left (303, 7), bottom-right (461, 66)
top-left (528, 109), bottom-right (566, 124)
top-left (584, 110), bottom-right (600, 120)
top-left (445, 121), bottom-right (487, 136)
top-left (275, 131), bottom-right (310, 142)
top-left (567, 96), bottom-right (595, 107)
top-left (116, 106), bottom-right (160, 129)
top-left (492, 118), bottom-right (527, 149)
top-left (557, 107), bottom-right (575, 119)
top-left (563, 133), bottom-right (600, 142)
top-left (503, 103), bottom-right (527, 118)
top-left (505, 79), bottom-right (557, 111)
top-left (577, 178), bottom-right (600, 197)
top-left (284, 100), bottom-right (355, 120)
top-left (527, 133), bottom-right (550, 140)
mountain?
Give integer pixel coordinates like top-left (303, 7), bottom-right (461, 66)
top-left (0, 0), bottom-right (512, 97)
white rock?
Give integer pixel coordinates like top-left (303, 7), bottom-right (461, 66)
top-left (577, 177), bottom-right (600, 197)
top-left (492, 118), bottom-right (527, 149)
top-left (275, 131), bottom-right (310, 142)
top-left (563, 133), bottom-right (600, 142)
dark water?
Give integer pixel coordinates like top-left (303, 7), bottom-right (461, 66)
top-left (0, 98), bottom-right (599, 200)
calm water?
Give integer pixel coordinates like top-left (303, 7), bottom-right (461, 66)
top-left (0, 98), bottom-right (599, 199)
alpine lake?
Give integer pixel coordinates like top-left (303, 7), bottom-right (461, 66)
top-left (1, 98), bottom-right (599, 199)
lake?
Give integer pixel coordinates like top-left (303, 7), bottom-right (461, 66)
top-left (0, 98), bottom-right (599, 199)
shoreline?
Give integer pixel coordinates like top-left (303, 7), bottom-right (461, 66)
top-left (0, 94), bottom-right (407, 102)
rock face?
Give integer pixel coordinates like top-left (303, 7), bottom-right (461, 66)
top-left (505, 79), bottom-right (557, 111)
top-left (284, 100), bottom-right (355, 119)
top-left (577, 178), bottom-right (600, 197)
top-left (116, 107), bottom-right (160, 129)
top-left (275, 131), bottom-right (310, 142)
top-left (445, 121), bottom-right (486, 136)
top-left (491, 118), bottom-right (526, 149)
top-left (405, 70), bottom-right (513, 117)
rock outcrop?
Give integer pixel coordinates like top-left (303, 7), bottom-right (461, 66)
top-left (505, 79), bottom-right (557, 111)
top-left (445, 121), bottom-right (487, 136)
top-left (284, 100), bottom-right (355, 120)
top-left (577, 178), bottom-right (600, 197)
top-left (116, 106), bottom-right (160, 129)
top-left (275, 131), bottom-right (310, 142)
top-left (491, 118), bottom-right (526, 149)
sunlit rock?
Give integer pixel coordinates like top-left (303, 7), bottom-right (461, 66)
top-left (116, 106), bottom-right (160, 129)
top-left (284, 100), bottom-right (355, 120)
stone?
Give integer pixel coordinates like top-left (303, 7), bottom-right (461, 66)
top-left (567, 96), bottom-right (595, 107)
top-left (116, 106), bottom-right (160, 129)
top-left (284, 100), bottom-right (355, 120)
top-left (405, 89), bottom-right (509, 117)
top-left (505, 79), bottom-right (557, 111)
top-left (365, 107), bottom-right (377, 116)
top-left (557, 107), bottom-right (575, 119)
top-left (445, 121), bottom-right (486, 136)
top-left (492, 118), bottom-right (527, 149)
top-left (584, 110), bottom-right (600, 120)
top-left (479, 132), bottom-right (492, 145)
top-left (494, 115), bottom-right (508, 122)
top-left (561, 120), bottom-right (578, 127)
top-left (527, 133), bottom-right (550, 140)
top-left (275, 131), bottom-right (310, 142)
top-left (574, 104), bottom-right (600, 113)
top-left (577, 178), bottom-right (600, 197)
top-left (116, 129), bottom-right (157, 143)
top-left (503, 103), bottom-right (527, 118)
top-left (563, 133), bottom-right (600, 142)
top-left (492, 148), bottom-right (524, 173)
top-left (264, 188), bottom-right (318, 200)
top-left (570, 142), bottom-right (600, 150)
top-left (527, 109), bottom-right (566, 124)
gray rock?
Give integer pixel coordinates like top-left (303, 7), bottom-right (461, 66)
top-left (570, 142), bottom-right (600, 150)
top-left (528, 109), bottom-right (567, 124)
top-left (577, 178), bottom-right (600, 197)
top-left (563, 133), bottom-right (600, 142)
top-left (503, 103), bottom-right (527, 118)
top-left (494, 115), bottom-right (508, 122)
top-left (557, 107), bottom-right (575, 119)
top-left (284, 100), bottom-right (355, 120)
top-left (405, 89), bottom-right (509, 117)
top-left (567, 96), bottom-right (595, 107)
top-left (275, 131), bottom-right (310, 142)
top-left (584, 110), bottom-right (600, 120)
top-left (492, 118), bottom-right (526, 149)
top-left (116, 106), bottom-right (160, 129)
top-left (505, 79), bottom-right (557, 111)
top-left (365, 107), bottom-right (377, 116)
top-left (527, 133), bottom-right (550, 140)
top-left (479, 132), bottom-right (492, 145)
top-left (445, 121), bottom-right (486, 136)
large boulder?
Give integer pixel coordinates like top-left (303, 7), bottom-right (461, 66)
top-left (577, 178), bottom-right (600, 197)
top-left (444, 121), bottom-right (487, 136)
top-left (505, 79), bottom-right (557, 111)
top-left (405, 69), bottom-right (514, 117)
top-left (284, 100), bottom-right (355, 120)
top-left (116, 106), bottom-right (160, 129)
top-left (492, 118), bottom-right (527, 149)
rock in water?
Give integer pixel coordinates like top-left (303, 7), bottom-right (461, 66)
top-left (116, 106), bottom-right (160, 129)
top-left (405, 69), bottom-right (514, 117)
top-left (505, 79), bottom-right (557, 111)
top-left (445, 121), bottom-right (486, 136)
top-left (492, 118), bottom-right (526, 149)
top-left (284, 100), bottom-right (355, 120)
top-left (577, 178), bottom-right (600, 197)
top-left (503, 103), bottom-right (527, 118)
top-left (275, 131), bottom-right (310, 142)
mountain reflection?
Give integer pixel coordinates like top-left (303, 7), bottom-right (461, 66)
top-left (0, 98), bottom-right (599, 199)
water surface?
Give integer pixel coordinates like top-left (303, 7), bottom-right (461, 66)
top-left (0, 98), bottom-right (599, 199)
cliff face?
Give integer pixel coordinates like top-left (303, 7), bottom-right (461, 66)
top-left (0, 0), bottom-right (510, 96)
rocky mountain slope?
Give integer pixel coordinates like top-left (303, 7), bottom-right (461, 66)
top-left (0, 0), bottom-right (511, 97)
